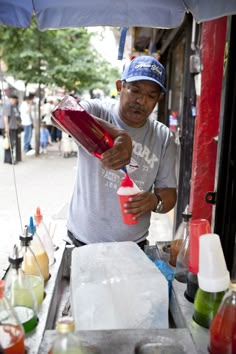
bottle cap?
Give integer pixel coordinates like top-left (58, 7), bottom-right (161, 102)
top-left (28, 216), bottom-right (36, 235)
top-left (229, 281), bottom-right (236, 292)
top-left (8, 244), bottom-right (23, 267)
top-left (198, 234), bottom-right (230, 292)
top-left (182, 204), bottom-right (192, 221)
top-left (56, 316), bottom-right (75, 333)
top-left (19, 225), bottom-right (33, 245)
top-left (34, 207), bottom-right (43, 225)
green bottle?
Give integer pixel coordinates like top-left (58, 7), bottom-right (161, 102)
top-left (193, 234), bottom-right (230, 329)
top-left (193, 288), bottom-right (226, 328)
top-left (4, 245), bottom-right (38, 334)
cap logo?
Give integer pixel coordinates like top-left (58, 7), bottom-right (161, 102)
top-left (134, 63), bottom-right (163, 76)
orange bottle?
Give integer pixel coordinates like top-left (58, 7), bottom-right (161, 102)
top-left (209, 282), bottom-right (236, 353)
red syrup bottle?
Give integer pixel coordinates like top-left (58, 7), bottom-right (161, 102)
top-left (51, 95), bottom-right (127, 173)
top-left (209, 282), bottom-right (236, 353)
top-left (51, 95), bottom-right (114, 158)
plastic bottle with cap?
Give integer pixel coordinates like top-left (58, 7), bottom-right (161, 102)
top-left (4, 245), bottom-right (38, 333)
top-left (0, 280), bottom-right (25, 354)
top-left (193, 234), bottom-right (230, 328)
top-left (19, 225), bottom-right (44, 305)
top-left (28, 216), bottom-right (50, 282)
top-left (49, 316), bottom-right (87, 354)
top-left (169, 205), bottom-right (192, 267)
top-left (174, 208), bottom-right (192, 283)
top-left (209, 281), bottom-right (236, 353)
top-left (34, 207), bottom-right (55, 266)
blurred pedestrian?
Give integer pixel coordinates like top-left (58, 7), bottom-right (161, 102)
top-left (3, 95), bottom-right (21, 164)
top-left (55, 127), bottom-right (62, 155)
top-left (40, 121), bottom-right (51, 154)
top-left (62, 132), bottom-right (78, 158)
top-left (41, 96), bottom-right (55, 137)
top-left (20, 95), bottom-right (35, 155)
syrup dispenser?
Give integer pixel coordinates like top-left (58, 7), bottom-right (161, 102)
top-left (28, 216), bottom-right (50, 282)
top-left (19, 225), bottom-right (44, 305)
top-left (34, 207), bottom-right (55, 266)
top-left (4, 245), bottom-right (38, 333)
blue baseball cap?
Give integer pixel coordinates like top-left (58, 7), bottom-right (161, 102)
top-left (121, 56), bottom-right (166, 93)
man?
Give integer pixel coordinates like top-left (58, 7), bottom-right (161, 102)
top-left (3, 94), bottom-right (21, 164)
top-left (67, 55), bottom-right (177, 249)
top-left (20, 95), bottom-right (35, 155)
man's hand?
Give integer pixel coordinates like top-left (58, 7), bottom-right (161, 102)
top-left (97, 118), bottom-right (132, 170)
top-left (100, 132), bottom-right (132, 170)
top-left (123, 188), bottom-right (177, 219)
top-left (123, 191), bottom-right (155, 219)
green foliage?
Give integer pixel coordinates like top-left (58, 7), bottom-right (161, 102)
top-left (0, 18), bottom-right (119, 93)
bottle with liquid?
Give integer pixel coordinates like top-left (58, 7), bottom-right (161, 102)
top-left (19, 225), bottom-right (44, 305)
top-left (209, 281), bottom-right (236, 353)
top-left (169, 205), bottom-right (192, 267)
top-left (193, 288), bottom-right (226, 329)
top-left (174, 209), bottom-right (191, 283)
top-left (34, 207), bottom-right (55, 266)
top-left (193, 234), bottom-right (230, 329)
top-left (28, 216), bottom-right (50, 282)
top-left (0, 280), bottom-right (25, 354)
top-left (49, 316), bottom-right (86, 354)
top-left (51, 95), bottom-right (114, 159)
top-left (4, 245), bottom-right (38, 334)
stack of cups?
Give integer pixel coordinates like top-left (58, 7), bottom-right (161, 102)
top-left (185, 219), bottom-right (211, 302)
top-left (193, 234), bottom-right (230, 328)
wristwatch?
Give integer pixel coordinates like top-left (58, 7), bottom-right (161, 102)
top-left (153, 194), bottom-right (164, 213)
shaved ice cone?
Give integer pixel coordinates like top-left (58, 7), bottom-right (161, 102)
top-left (117, 174), bottom-right (140, 225)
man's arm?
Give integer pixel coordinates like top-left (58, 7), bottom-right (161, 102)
top-left (153, 187), bottom-right (177, 213)
top-left (124, 187), bottom-right (177, 220)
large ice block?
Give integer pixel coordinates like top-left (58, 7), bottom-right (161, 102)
top-left (71, 242), bottom-right (169, 330)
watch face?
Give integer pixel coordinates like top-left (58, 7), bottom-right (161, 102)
top-left (155, 196), bottom-right (163, 212)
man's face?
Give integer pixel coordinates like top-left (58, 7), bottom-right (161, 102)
top-left (117, 80), bottom-right (162, 128)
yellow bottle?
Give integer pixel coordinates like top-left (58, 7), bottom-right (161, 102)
top-left (28, 216), bottom-right (50, 282)
top-left (34, 207), bottom-right (55, 266)
top-left (19, 226), bottom-right (44, 305)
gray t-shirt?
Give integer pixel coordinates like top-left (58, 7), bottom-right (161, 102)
top-left (3, 103), bottom-right (20, 130)
top-left (67, 98), bottom-right (177, 244)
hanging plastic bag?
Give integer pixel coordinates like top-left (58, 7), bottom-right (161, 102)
top-left (3, 134), bottom-right (10, 149)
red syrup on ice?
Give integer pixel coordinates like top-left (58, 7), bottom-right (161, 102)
top-left (120, 173), bottom-right (133, 187)
top-left (52, 106), bottom-right (114, 158)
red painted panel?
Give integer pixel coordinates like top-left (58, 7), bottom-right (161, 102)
top-left (190, 17), bottom-right (227, 223)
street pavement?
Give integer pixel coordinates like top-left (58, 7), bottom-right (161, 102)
top-left (0, 138), bottom-right (173, 278)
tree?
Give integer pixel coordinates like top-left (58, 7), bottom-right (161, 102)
top-left (0, 19), bottom-right (120, 153)
top-left (0, 18), bottom-right (119, 93)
